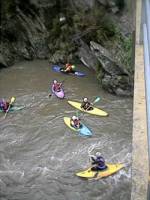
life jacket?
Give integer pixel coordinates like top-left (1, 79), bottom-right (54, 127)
top-left (74, 119), bottom-right (80, 126)
top-left (95, 156), bottom-right (106, 168)
top-left (65, 63), bottom-right (72, 71)
top-left (53, 83), bottom-right (61, 92)
top-left (71, 118), bottom-right (80, 127)
top-left (82, 101), bottom-right (91, 109)
top-left (0, 101), bottom-right (9, 111)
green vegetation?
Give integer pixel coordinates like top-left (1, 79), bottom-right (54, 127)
top-left (109, 27), bottom-right (133, 74)
top-left (48, 6), bottom-right (118, 61)
top-left (96, 62), bottom-right (103, 83)
top-left (48, 4), bottom-right (132, 73)
top-left (72, 7), bottom-right (117, 45)
top-left (118, 34), bottom-right (132, 73)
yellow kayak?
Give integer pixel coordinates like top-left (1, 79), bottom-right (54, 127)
top-left (68, 100), bottom-right (108, 117)
top-left (76, 163), bottom-right (124, 179)
top-left (64, 117), bottom-right (78, 132)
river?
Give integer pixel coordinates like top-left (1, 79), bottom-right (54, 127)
top-left (0, 60), bottom-right (132, 200)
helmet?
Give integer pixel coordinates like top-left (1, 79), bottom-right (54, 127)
top-left (72, 65), bottom-right (76, 69)
top-left (83, 97), bottom-right (88, 102)
top-left (96, 152), bottom-right (101, 157)
top-left (72, 116), bottom-right (77, 120)
top-left (53, 80), bottom-right (57, 84)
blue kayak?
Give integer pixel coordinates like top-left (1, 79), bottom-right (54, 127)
top-left (79, 124), bottom-right (92, 136)
top-left (52, 65), bottom-right (86, 77)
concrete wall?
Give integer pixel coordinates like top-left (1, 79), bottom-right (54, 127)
top-left (131, 0), bottom-right (149, 200)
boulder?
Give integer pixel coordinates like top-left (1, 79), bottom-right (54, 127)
top-left (102, 74), bottom-right (132, 96)
top-left (77, 40), bottom-right (98, 69)
top-left (69, 0), bottom-right (95, 10)
top-left (90, 41), bottom-right (132, 96)
top-left (1, 0), bottom-right (52, 64)
top-left (30, 0), bottom-right (57, 8)
top-left (69, 0), bottom-right (121, 13)
top-left (97, 0), bottom-right (121, 13)
top-left (0, 53), bottom-right (7, 68)
top-left (90, 41), bottom-right (129, 75)
top-left (49, 50), bottom-right (67, 64)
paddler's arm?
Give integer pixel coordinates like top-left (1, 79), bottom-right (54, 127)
top-left (81, 102), bottom-right (85, 109)
top-left (90, 155), bottom-right (96, 162)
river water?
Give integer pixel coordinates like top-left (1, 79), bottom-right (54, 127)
top-left (0, 60), bottom-right (132, 200)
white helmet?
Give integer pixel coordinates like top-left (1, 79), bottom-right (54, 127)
top-left (53, 80), bottom-right (57, 84)
top-left (72, 116), bottom-right (77, 120)
top-left (96, 152), bottom-right (101, 157)
top-left (83, 97), bottom-right (88, 102)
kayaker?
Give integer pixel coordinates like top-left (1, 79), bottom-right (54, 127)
top-left (81, 97), bottom-right (93, 111)
top-left (70, 116), bottom-right (81, 129)
top-left (90, 152), bottom-right (107, 171)
top-left (0, 99), bottom-right (10, 112)
top-left (60, 63), bottom-right (76, 73)
top-left (52, 80), bottom-right (62, 92)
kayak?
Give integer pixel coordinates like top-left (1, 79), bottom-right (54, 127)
top-left (68, 100), bottom-right (108, 117)
top-left (0, 106), bottom-right (25, 113)
top-left (76, 163), bottom-right (124, 179)
top-left (64, 117), bottom-right (92, 136)
top-left (52, 65), bottom-right (86, 77)
top-left (52, 87), bottom-right (65, 99)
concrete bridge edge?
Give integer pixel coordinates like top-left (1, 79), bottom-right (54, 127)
top-left (131, 0), bottom-right (149, 200)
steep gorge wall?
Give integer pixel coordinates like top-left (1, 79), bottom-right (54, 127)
top-left (0, 0), bottom-right (133, 96)
top-left (0, 0), bottom-right (128, 67)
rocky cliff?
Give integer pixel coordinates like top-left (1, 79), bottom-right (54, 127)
top-left (0, 0), bottom-right (133, 96)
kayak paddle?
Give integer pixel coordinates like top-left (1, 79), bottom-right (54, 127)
top-left (4, 97), bottom-right (16, 119)
top-left (76, 109), bottom-right (79, 118)
top-left (85, 97), bottom-right (101, 111)
top-left (92, 97), bottom-right (101, 104)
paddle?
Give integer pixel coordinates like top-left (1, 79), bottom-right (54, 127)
top-left (93, 97), bottom-right (101, 104)
top-left (4, 97), bottom-right (16, 119)
top-left (85, 97), bottom-right (101, 111)
top-left (76, 109), bottom-right (81, 118)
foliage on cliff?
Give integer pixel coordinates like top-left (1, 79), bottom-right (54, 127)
top-left (48, 4), bottom-right (132, 73)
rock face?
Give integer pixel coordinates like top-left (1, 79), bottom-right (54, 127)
top-left (1, 0), bottom-right (56, 67)
top-left (69, 0), bottom-right (123, 13)
top-left (92, 41), bottom-right (133, 96)
top-left (1, 0), bottom-right (132, 96)
top-left (78, 41), bottom-right (133, 96)
top-left (0, 54), bottom-right (7, 68)
top-left (77, 40), bottom-right (98, 69)
top-left (69, 0), bottom-right (95, 10)
top-left (90, 41), bottom-right (128, 75)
